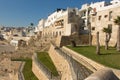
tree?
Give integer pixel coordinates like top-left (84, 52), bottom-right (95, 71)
top-left (114, 16), bottom-right (120, 51)
top-left (27, 23), bottom-right (34, 32)
top-left (96, 32), bottom-right (100, 55)
top-left (88, 23), bottom-right (92, 46)
top-left (102, 27), bottom-right (112, 50)
top-left (30, 23), bottom-right (34, 27)
top-left (71, 40), bottom-right (76, 47)
top-left (88, 7), bottom-right (92, 46)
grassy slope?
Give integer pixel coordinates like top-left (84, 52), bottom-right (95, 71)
top-left (67, 46), bottom-right (120, 69)
top-left (23, 59), bottom-right (38, 80)
top-left (37, 52), bottom-right (59, 76)
top-left (12, 58), bottom-right (38, 80)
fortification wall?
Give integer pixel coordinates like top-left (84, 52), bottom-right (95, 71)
top-left (48, 44), bottom-right (73, 80)
top-left (55, 34), bottom-right (89, 47)
top-left (32, 57), bottom-right (49, 80)
top-left (62, 46), bottom-right (120, 79)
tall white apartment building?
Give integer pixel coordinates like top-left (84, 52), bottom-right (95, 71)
top-left (78, 0), bottom-right (120, 46)
top-left (36, 8), bottom-right (81, 38)
top-left (90, 0), bottom-right (120, 46)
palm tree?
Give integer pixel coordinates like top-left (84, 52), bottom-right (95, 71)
top-left (30, 23), bottom-right (34, 27)
top-left (114, 16), bottom-right (120, 51)
top-left (96, 32), bottom-right (100, 55)
top-left (88, 23), bottom-right (92, 46)
top-left (102, 27), bottom-right (112, 50)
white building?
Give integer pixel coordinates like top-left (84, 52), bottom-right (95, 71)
top-left (10, 39), bottom-right (18, 47)
top-left (36, 8), bottom-right (81, 38)
top-left (35, 19), bottom-right (46, 32)
top-left (81, 0), bottom-right (120, 46)
top-left (34, 0), bottom-right (120, 46)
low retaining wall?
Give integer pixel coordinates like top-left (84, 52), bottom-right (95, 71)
top-left (48, 44), bottom-right (73, 80)
top-left (62, 46), bottom-right (120, 79)
top-left (56, 47), bottom-right (93, 80)
top-left (18, 62), bottom-right (25, 80)
top-left (85, 68), bottom-right (119, 80)
top-left (62, 46), bottom-right (102, 71)
top-left (32, 54), bottom-right (49, 80)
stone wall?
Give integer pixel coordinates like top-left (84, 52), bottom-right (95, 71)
top-left (62, 46), bottom-right (120, 79)
top-left (55, 34), bottom-right (89, 47)
top-left (18, 62), bottom-right (25, 80)
top-left (62, 46), bottom-right (105, 71)
top-left (91, 6), bottom-right (120, 46)
top-left (48, 44), bottom-right (73, 80)
top-left (32, 56), bottom-right (49, 80)
top-left (78, 35), bottom-right (89, 45)
top-left (85, 69), bottom-right (119, 80)
top-left (55, 36), bottom-right (70, 47)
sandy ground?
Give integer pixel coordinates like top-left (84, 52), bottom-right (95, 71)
top-left (0, 41), bottom-right (15, 53)
top-left (0, 58), bottom-right (22, 80)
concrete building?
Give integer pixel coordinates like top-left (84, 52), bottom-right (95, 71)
top-left (36, 8), bottom-right (81, 38)
top-left (10, 37), bottom-right (30, 49)
top-left (35, 0), bottom-right (120, 46)
top-left (89, 0), bottom-right (120, 46)
top-left (35, 19), bottom-right (46, 33)
top-left (77, 0), bottom-right (120, 46)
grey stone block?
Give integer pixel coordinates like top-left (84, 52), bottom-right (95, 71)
top-left (85, 68), bottom-right (119, 80)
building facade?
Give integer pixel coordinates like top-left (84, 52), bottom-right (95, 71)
top-left (77, 0), bottom-right (120, 46)
top-left (36, 8), bottom-right (81, 38)
top-left (90, 0), bottom-right (120, 46)
top-left (35, 0), bottom-right (120, 46)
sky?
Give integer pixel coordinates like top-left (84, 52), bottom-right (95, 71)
top-left (0, 0), bottom-right (110, 27)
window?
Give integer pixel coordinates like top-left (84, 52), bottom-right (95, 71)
top-left (109, 11), bottom-right (112, 21)
top-left (92, 27), bottom-right (95, 30)
top-left (83, 20), bottom-right (85, 23)
top-left (56, 32), bottom-right (58, 36)
top-left (59, 31), bottom-right (61, 36)
top-left (98, 16), bottom-right (101, 20)
top-left (104, 15), bottom-right (108, 18)
top-left (82, 11), bottom-right (86, 16)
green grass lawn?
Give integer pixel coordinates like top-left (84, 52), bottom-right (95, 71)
top-left (37, 52), bottom-right (59, 76)
top-left (67, 46), bottom-right (120, 69)
top-left (11, 58), bottom-right (38, 80)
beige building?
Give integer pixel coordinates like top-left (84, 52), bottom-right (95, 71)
top-left (36, 8), bottom-right (81, 38)
top-left (77, 0), bottom-right (120, 46)
top-left (90, 0), bottom-right (120, 46)
top-left (35, 0), bottom-right (120, 46)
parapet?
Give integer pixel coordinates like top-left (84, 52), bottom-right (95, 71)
top-left (85, 68), bottom-right (119, 80)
